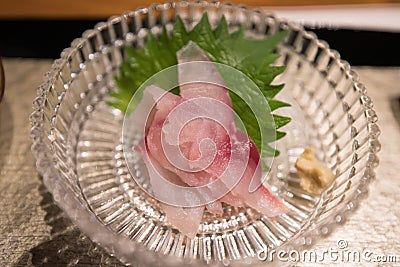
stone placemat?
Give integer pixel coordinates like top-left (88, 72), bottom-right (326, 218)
top-left (0, 59), bottom-right (399, 266)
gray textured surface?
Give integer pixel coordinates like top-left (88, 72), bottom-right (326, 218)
top-left (0, 59), bottom-right (399, 266)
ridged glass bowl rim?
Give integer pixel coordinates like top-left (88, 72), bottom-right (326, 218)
top-left (30, 1), bottom-right (380, 265)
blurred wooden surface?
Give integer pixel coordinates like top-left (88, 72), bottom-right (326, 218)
top-left (0, 0), bottom-right (400, 19)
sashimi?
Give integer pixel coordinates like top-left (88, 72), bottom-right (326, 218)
top-left (137, 141), bottom-right (204, 238)
top-left (130, 41), bottom-right (287, 238)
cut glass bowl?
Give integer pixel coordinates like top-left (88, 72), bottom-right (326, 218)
top-left (30, 2), bottom-right (380, 266)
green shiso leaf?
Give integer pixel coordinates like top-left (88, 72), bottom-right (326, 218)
top-left (109, 13), bottom-right (291, 156)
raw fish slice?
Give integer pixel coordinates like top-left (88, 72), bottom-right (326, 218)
top-left (137, 141), bottom-right (204, 238)
top-left (140, 84), bottom-right (286, 217)
top-left (148, 114), bottom-right (241, 207)
top-left (145, 88), bottom-right (232, 188)
top-left (127, 85), bottom-right (181, 134)
top-left (205, 201), bottom-right (223, 215)
top-left (220, 192), bottom-right (244, 207)
top-left (150, 87), bottom-right (182, 127)
top-left (177, 41), bottom-right (233, 109)
top-left (232, 159), bottom-right (288, 217)
top-left (180, 119), bottom-right (231, 174)
top-left (147, 121), bottom-right (212, 187)
top-left (161, 96), bottom-right (235, 179)
top-left (130, 87), bottom-right (204, 236)
top-left (150, 111), bottom-right (247, 204)
top-left (141, 86), bottom-right (286, 216)
top-left (139, 136), bottom-right (223, 233)
top-left (146, 111), bottom-right (231, 209)
top-left (161, 204), bottom-right (204, 239)
top-left (231, 130), bottom-right (288, 216)
top-left (161, 98), bottom-right (232, 173)
top-left (132, 86), bottom-right (209, 186)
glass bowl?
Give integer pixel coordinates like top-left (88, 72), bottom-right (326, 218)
top-left (30, 2), bottom-right (380, 266)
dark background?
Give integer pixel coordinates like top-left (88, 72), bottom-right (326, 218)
top-left (0, 19), bottom-right (399, 66)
